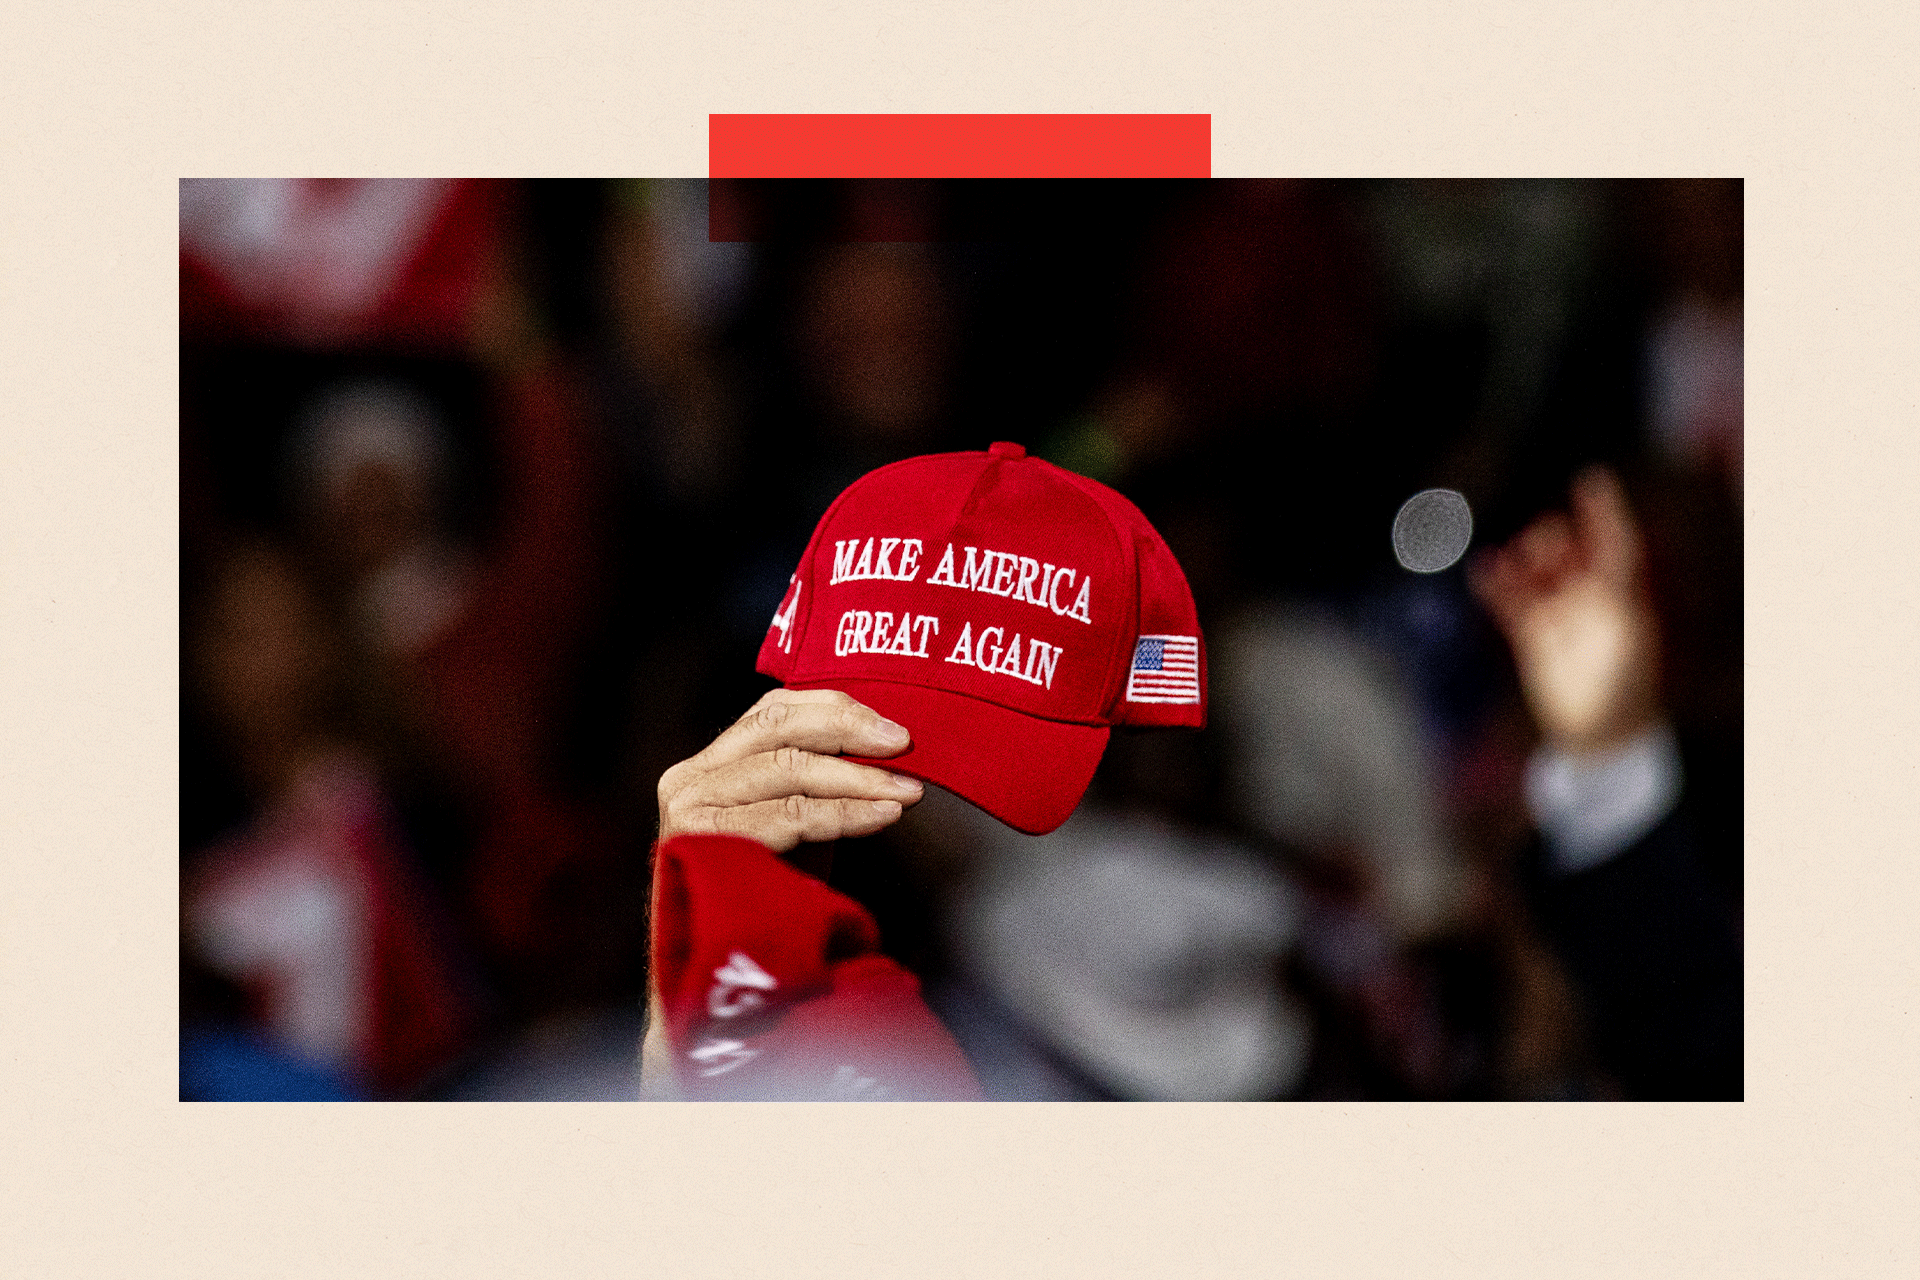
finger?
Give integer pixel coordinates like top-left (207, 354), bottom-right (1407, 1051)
top-left (696, 689), bottom-right (911, 771)
top-left (1513, 512), bottom-right (1575, 580)
top-left (1472, 540), bottom-right (1557, 626)
top-left (694, 794), bottom-right (907, 853)
top-left (1570, 466), bottom-right (1642, 585)
top-left (681, 748), bottom-right (924, 811)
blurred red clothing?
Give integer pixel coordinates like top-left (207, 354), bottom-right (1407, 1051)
top-left (652, 833), bottom-right (981, 1101)
top-left (185, 754), bottom-right (479, 1096)
top-left (180, 179), bottom-right (504, 351)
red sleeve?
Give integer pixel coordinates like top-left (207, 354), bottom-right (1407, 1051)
top-left (650, 833), bottom-right (981, 1101)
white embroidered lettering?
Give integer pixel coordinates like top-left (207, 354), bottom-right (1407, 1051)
top-left (1050, 566), bottom-right (1076, 615)
top-left (990, 553), bottom-right (1018, 597)
top-left (1025, 639), bottom-right (1062, 689)
top-left (1068, 576), bottom-right (1093, 624)
top-left (927, 543), bottom-right (959, 587)
top-left (708, 950), bottom-right (778, 1019)
top-left (925, 544), bottom-right (1090, 625)
top-left (834, 535), bottom-right (927, 583)
top-left (978, 626), bottom-right (1005, 671)
top-left (887, 612), bottom-right (916, 655)
top-left (689, 1038), bottom-right (758, 1077)
top-left (841, 611), bottom-right (943, 658)
top-left (997, 633), bottom-right (1028, 677)
top-left (959, 546), bottom-right (992, 592)
top-left (769, 577), bottom-right (801, 653)
top-left (944, 621), bottom-right (975, 666)
top-left (832, 540), bottom-right (859, 584)
top-left (937, 619), bottom-right (1064, 688)
top-left (1015, 557), bottom-right (1041, 604)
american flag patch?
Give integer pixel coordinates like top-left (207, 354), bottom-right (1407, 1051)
top-left (1125, 634), bottom-right (1201, 704)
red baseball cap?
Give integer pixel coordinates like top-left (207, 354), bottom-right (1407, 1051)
top-left (756, 441), bottom-right (1205, 834)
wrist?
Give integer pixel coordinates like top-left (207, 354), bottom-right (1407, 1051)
top-left (1524, 722), bottom-right (1683, 874)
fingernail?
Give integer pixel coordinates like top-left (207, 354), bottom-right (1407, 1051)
top-left (888, 773), bottom-right (923, 796)
top-left (875, 718), bottom-right (910, 747)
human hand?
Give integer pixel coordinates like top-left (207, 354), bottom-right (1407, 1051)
top-left (1469, 467), bottom-right (1663, 756)
top-left (644, 688), bottom-right (921, 1095)
top-left (655, 688), bottom-right (924, 852)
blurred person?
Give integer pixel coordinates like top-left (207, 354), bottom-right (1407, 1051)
top-left (1211, 605), bottom-right (1481, 1097)
top-left (1216, 605), bottom-right (1469, 941)
top-left (1049, 181), bottom-right (1382, 500)
top-left (249, 186), bottom-right (661, 1014)
top-left (1471, 466), bottom-right (1742, 1098)
top-left (584, 181), bottom-right (757, 801)
top-left (280, 362), bottom-right (629, 1012)
top-left (285, 379), bottom-right (477, 660)
top-left (641, 711), bottom-right (1318, 1103)
top-left (1362, 180), bottom-right (1607, 439)
top-left (794, 241), bottom-right (954, 453)
top-left (1619, 181), bottom-right (1744, 873)
top-left (735, 233), bottom-right (962, 539)
top-left (601, 180), bottom-right (746, 513)
top-left (180, 179), bottom-right (506, 352)
top-left (1634, 179), bottom-right (1742, 494)
top-left (183, 176), bottom-right (644, 1031)
top-left (181, 180), bottom-right (1742, 1104)
top-left (931, 803), bottom-right (1310, 1101)
top-left (181, 541), bottom-right (482, 1097)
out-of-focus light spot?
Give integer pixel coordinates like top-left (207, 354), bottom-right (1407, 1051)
top-left (1392, 488), bottom-right (1473, 573)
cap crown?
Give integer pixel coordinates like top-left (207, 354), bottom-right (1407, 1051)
top-left (758, 443), bottom-right (1203, 730)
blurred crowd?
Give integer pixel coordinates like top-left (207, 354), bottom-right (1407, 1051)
top-left (179, 178), bottom-right (1742, 1100)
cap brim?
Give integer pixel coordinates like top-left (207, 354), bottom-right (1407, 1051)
top-left (797, 678), bottom-right (1109, 836)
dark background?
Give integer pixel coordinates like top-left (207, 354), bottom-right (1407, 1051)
top-left (179, 179), bottom-right (1741, 1100)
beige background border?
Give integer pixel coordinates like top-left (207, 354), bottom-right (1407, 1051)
top-left (4, 3), bottom-right (1916, 1275)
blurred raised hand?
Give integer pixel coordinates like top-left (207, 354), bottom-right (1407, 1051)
top-left (1470, 466), bottom-right (1663, 756)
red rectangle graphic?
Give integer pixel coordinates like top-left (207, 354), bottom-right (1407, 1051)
top-left (709, 114), bottom-right (1210, 179)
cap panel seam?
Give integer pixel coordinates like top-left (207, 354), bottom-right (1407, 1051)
top-left (949, 453), bottom-right (1130, 716)
top-left (1042, 461), bottom-right (1147, 715)
top-left (1047, 460), bottom-right (1132, 713)
top-left (792, 452), bottom-right (983, 681)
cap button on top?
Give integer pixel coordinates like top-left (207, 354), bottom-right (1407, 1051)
top-left (988, 441), bottom-right (1027, 459)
